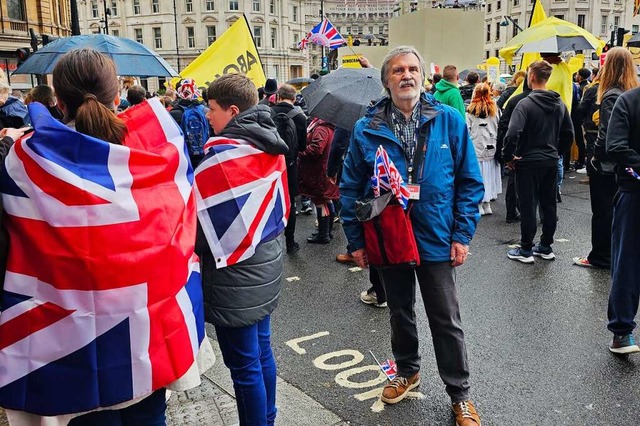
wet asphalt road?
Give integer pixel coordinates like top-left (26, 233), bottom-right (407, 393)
top-left (269, 173), bottom-right (639, 426)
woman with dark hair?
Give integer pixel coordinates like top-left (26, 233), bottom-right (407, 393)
top-left (0, 48), bottom-right (213, 425)
top-left (466, 83), bottom-right (502, 215)
top-left (25, 84), bottom-right (63, 120)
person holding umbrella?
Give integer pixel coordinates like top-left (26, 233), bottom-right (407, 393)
top-left (340, 46), bottom-right (484, 426)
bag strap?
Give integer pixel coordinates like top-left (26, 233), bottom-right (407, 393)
top-left (410, 122), bottom-right (431, 184)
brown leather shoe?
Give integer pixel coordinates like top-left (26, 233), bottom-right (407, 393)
top-left (380, 373), bottom-right (420, 404)
top-left (452, 400), bottom-right (481, 426)
top-left (335, 253), bottom-right (355, 264)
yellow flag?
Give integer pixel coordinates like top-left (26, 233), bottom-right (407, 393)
top-left (519, 0), bottom-right (548, 71)
top-left (173, 16), bottom-right (266, 89)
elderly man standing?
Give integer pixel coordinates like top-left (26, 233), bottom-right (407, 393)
top-left (340, 46), bottom-right (484, 426)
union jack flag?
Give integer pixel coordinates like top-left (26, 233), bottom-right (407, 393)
top-left (380, 359), bottom-right (397, 381)
top-left (194, 137), bottom-right (290, 268)
top-left (0, 99), bottom-right (205, 415)
top-left (625, 167), bottom-right (640, 180)
top-left (371, 145), bottom-right (411, 209)
top-left (298, 18), bottom-right (346, 50)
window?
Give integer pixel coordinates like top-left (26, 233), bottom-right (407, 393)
top-left (112, 29), bottom-right (119, 37)
top-left (187, 27), bottom-right (195, 48)
top-left (495, 49), bottom-right (500, 58)
top-left (153, 27), bottom-right (162, 49)
top-left (152, 0), bottom-right (160, 13)
top-left (135, 28), bottom-right (143, 44)
top-left (495, 22), bottom-right (500, 40)
top-left (577, 14), bottom-right (585, 28)
top-left (488, 3), bottom-right (492, 13)
top-left (110, 1), bottom-right (118, 17)
top-left (7, 0), bottom-right (26, 20)
top-left (271, 27), bottom-right (277, 48)
top-left (514, 0), bottom-right (520, 6)
top-left (186, 0), bottom-right (193, 13)
top-left (292, 5), bottom-right (298, 22)
top-left (486, 24), bottom-right (491, 42)
top-left (554, 14), bottom-right (564, 20)
top-left (614, 16), bottom-right (620, 31)
top-left (207, 25), bottom-right (217, 44)
top-left (512, 19), bottom-right (519, 37)
top-left (206, 0), bottom-right (215, 11)
top-left (270, 0), bottom-right (275, 14)
top-left (497, 0), bottom-right (501, 9)
top-left (254, 26), bottom-right (262, 47)
top-left (346, 26), bottom-right (351, 34)
top-left (273, 65), bottom-right (279, 81)
top-left (601, 15), bottom-right (608, 35)
top-left (337, 26), bottom-right (341, 33)
top-left (293, 33), bottom-right (300, 45)
top-left (486, 50), bottom-right (490, 60)
top-left (633, 25), bottom-right (639, 35)
top-left (229, 1), bottom-right (239, 11)
top-left (133, 0), bottom-right (140, 14)
top-left (253, 0), bottom-right (260, 12)
top-left (91, 0), bottom-right (99, 18)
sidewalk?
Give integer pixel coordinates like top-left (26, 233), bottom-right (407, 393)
top-left (0, 338), bottom-right (346, 426)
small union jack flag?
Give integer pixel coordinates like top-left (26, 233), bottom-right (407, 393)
top-left (380, 359), bottom-right (398, 381)
top-left (371, 145), bottom-right (411, 209)
top-left (298, 18), bottom-right (346, 50)
top-left (194, 137), bottom-right (290, 268)
top-left (625, 167), bottom-right (640, 180)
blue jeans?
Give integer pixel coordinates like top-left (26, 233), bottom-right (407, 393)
top-left (215, 315), bottom-right (277, 426)
top-left (69, 389), bottom-right (166, 426)
top-left (608, 191), bottom-right (640, 335)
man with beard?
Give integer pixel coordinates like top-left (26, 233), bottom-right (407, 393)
top-left (340, 46), bottom-right (484, 426)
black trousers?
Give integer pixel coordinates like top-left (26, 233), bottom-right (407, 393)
top-left (587, 172), bottom-right (617, 268)
top-left (572, 118), bottom-right (586, 167)
top-left (515, 165), bottom-right (558, 250)
top-left (370, 266), bottom-right (386, 303)
top-left (284, 164), bottom-right (298, 245)
top-left (378, 262), bottom-right (470, 402)
top-left (505, 169), bottom-right (519, 219)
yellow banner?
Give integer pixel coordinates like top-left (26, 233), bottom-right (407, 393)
top-left (342, 54), bottom-right (363, 68)
top-left (174, 16), bottom-right (266, 89)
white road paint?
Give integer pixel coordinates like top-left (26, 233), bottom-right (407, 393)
top-left (334, 365), bottom-right (387, 389)
top-left (349, 267), bottom-right (362, 272)
top-left (285, 276), bottom-right (301, 282)
top-left (313, 349), bottom-right (364, 371)
top-left (285, 331), bottom-right (330, 355)
top-left (354, 387), bottom-right (424, 412)
top-left (556, 238), bottom-right (569, 243)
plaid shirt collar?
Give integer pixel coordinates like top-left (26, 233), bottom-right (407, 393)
top-left (390, 102), bottom-right (421, 156)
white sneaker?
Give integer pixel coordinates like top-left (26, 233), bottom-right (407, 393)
top-left (478, 204), bottom-right (485, 216)
top-left (576, 168), bottom-right (587, 174)
top-left (360, 290), bottom-right (387, 308)
top-left (483, 202), bottom-right (493, 215)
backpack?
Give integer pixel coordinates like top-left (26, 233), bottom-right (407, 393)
top-left (271, 107), bottom-right (302, 166)
top-left (180, 103), bottom-right (209, 158)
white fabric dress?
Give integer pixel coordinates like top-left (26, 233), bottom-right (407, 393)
top-left (466, 111), bottom-right (503, 202)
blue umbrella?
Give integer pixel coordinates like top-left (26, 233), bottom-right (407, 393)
top-left (12, 34), bottom-right (178, 77)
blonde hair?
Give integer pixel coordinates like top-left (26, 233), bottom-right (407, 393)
top-left (597, 47), bottom-right (639, 103)
top-left (467, 83), bottom-right (497, 118)
top-left (510, 71), bottom-right (526, 87)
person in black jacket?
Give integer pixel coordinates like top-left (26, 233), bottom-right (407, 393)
top-left (503, 60), bottom-right (574, 264)
top-left (600, 49), bottom-right (640, 355)
top-left (578, 72), bottom-right (599, 181)
top-left (271, 84), bottom-right (307, 254)
top-left (496, 78), bottom-right (531, 223)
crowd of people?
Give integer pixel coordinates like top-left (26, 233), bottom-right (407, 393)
top-left (1, 42), bottom-right (640, 426)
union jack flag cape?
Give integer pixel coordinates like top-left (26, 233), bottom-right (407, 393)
top-left (0, 99), bottom-right (205, 415)
top-left (298, 18), bottom-right (346, 50)
top-left (194, 137), bottom-right (290, 268)
top-left (371, 145), bottom-right (411, 209)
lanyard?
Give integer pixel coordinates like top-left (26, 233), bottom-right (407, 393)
top-left (392, 109), bottom-right (420, 184)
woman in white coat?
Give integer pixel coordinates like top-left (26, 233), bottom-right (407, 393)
top-left (466, 83), bottom-right (502, 215)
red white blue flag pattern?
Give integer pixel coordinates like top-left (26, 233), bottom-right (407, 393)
top-left (380, 359), bottom-right (398, 381)
top-left (298, 18), bottom-right (346, 50)
top-left (0, 99), bottom-right (204, 415)
top-left (194, 137), bottom-right (290, 268)
top-left (371, 145), bottom-right (411, 209)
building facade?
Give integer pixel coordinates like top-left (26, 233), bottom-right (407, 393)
top-left (0, 0), bottom-right (72, 89)
top-left (303, 1), bottom-right (395, 73)
top-left (77, 0), bottom-right (308, 90)
top-left (484, 0), bottom-right (629, 70)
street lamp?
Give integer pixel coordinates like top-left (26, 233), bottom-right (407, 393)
top-left (173, 0), bottom-right (181, 73)
top-left (102, 0), bottom-right (111, 34)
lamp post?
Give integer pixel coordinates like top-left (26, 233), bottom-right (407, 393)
top-left (173, 0), bottom-right (181, 73)
top-left (102, 0), bottom-right (110, 35)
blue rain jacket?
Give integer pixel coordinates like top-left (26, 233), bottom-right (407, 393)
top-left (339, 93), bottom-right (484, 263)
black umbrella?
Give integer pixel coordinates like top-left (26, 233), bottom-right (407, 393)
top-left (13, 34), bottom-right (178, 77)
top-left (301, 67), bottom-right (384, 130)
top-left (286, 77), bottom-right (315, 85)
top-left (627, 32), bottom-right (640, 48)
top-left (458, 69), bottom-right (487, 81)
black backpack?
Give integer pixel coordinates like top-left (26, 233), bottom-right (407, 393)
top-left (271, 107), bottom-right (302, 166)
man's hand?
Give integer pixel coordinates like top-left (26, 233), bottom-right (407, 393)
top-left (450, 242), bottom-right (469, 267)
top-left (351, 248), bottom-right (368, 269)
top-left (358, 57), bottom-right (372, 69)
top-left (506, 155), bottom-right (522, 170)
